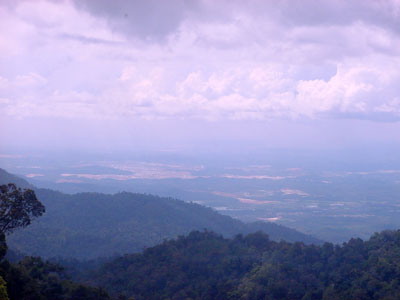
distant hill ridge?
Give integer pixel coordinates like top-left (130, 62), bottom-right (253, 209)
top-left (0, 168), bottom-right (33, 189)
top-left (0, 167), bottom-right (322, 259)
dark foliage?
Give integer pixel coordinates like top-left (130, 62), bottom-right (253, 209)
top-left (0, 257), bottom-right (111, 300)
top-left (0, 184), bottom-right (45, 235)
top-left (88, 230), bottom-right (271, 300)
top-left (7, 189), bottom-right (320, 259)
top-left (0, 183), bottom-right (45, 262)
top-left (0, 167), bottom-right (320, 260)
top-left (84, 230), bottom-right (400, 300)
top-left (0, 180), bottom-right (112, 300)
top-left (4, 168), bottom-right (400, 299)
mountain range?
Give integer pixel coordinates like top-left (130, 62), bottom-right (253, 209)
top-left (0, 168), bottom-right (321, 259)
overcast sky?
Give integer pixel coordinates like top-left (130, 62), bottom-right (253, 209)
top-left (1, 0), bottom-right (400, 154)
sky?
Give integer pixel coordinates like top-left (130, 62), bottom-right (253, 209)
top-left (1, 0), bottom-right (400, 155)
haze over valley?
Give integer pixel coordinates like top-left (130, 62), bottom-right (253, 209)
top-left (2, 147), bottom-right (400, 244)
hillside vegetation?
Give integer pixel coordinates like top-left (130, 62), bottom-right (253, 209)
top-left (86, 230), bottom-right (400, 300)
top-left (0, 257), bottom-right (111, 300)
top-left (0, 168), bottom-right (321, 259)
top-left (2, 168), bottom-right (400, 300)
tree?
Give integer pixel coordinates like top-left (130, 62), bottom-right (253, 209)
top-left (0, 183), bottom-right (45, 234)
top-left (0, 276), bottom-right (9, 300)
top-left (0, 183), bottom-right (45, 259)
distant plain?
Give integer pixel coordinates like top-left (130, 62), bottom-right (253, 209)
top-left (2, 148), bottom-right (399, 244)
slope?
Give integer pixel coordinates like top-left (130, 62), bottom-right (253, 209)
top-left (86, 230), bottom-right (400, 300)
top-left (1, 167), bottom-right (321, 259)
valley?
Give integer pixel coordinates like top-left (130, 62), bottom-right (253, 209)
top-left (2, 150), bottom-right (400, 243)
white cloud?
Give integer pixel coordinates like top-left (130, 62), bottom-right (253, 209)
top-left (15, 73), bottom-right (47, 87)
top-left (1, 0), bottom-right (400, 122)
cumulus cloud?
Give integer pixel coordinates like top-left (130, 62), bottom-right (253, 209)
top-left (1, 0), bottom-right (400, 122)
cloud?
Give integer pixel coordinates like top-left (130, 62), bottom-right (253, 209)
top-left (14, 73), bottom-right (47, 87)
top-left (1, 0), bottom-right (400, 122)
top-left (70, 0), bottom-right (400, 42)
top-left (72, 0), bottom-right (200, 41)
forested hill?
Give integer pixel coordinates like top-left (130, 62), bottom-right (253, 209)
top-left (0, 168), bottom-right (33, 189)
top-left (0, 167), bottom-right (321, 259)
top-left (85, 230), bottom-right (400, 300)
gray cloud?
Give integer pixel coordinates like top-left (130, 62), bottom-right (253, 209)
top-left (265, 0), bottom-right (399, 28)
top-left (71, 0), bottom-right (400, 41)
top-left (72, 0), bottom-right (200, 41)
